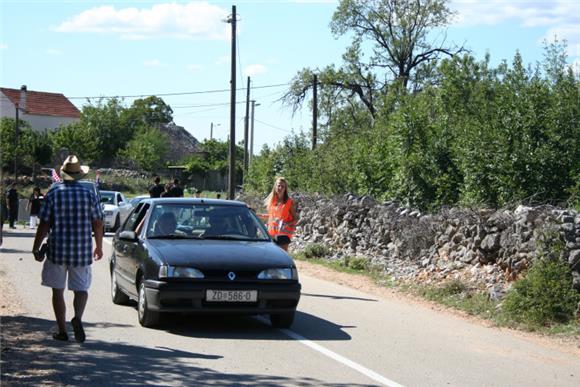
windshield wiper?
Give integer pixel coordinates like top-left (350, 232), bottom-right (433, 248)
top-left (148, 234), bottom-right (200, 239)
top-left (201, 234), bottom-right (249, 240)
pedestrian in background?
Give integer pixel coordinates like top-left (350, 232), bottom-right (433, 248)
top-left (261, 177), bottom-right (298, 252)
top-left (168, 178), bottom-right (184, 197)
top-left (32, 155), bottom-right (104, 343)
top-left (160, 182), bottom-right (173, 197)
top-left (6, 183), bottom-right (19, 229)
top-left (148, 175), bottom-right (164, 198)
top-left (27, 186), bottom-right (44, 229)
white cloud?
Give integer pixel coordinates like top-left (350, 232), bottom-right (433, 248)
top-left (0, 43), bottom-right (7, 50)
top-left (451, 1), bottom-right (580, 27)
top-left (46, 48), bottom-right (62, 56)
top-left (244, 64), bottom-right (267, 77)
top-left (144, 59), bottom-right (162, 67)
top-left (187, 64), bottom-right (202, 71)
top-left (54, 2), bottom-right (229, 40)
top-left (452, 1), bottom-right (580, 49)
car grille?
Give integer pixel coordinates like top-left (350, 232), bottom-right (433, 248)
top-left (202, 270), bottom-right (260, 281)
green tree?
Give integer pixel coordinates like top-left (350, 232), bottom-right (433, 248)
top-left (49, 121), bottom-right (100, 163)
top-left (120, 126), bottom-right (169, 171)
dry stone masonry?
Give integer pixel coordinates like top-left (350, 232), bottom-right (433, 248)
top-left (243, 193), bottom-right (580, 296)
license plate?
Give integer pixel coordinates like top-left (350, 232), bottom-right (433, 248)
top-left (206, 289), bottom-right (257, 302)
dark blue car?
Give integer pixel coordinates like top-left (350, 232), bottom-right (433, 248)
top-left (110, 198), bottom-right (301, 328)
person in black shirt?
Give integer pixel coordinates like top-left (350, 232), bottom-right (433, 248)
top-left (168, 178), bottom-right (184, 197)
top-left (7, 184), bottom-right (19, 229)
top-left (27, 186), bottom-right (44, 229)
top-left (148, 176), bottom-right (165, 198)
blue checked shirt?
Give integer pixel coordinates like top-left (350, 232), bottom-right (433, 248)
top-left (39, 181), bottom-right (103, 267)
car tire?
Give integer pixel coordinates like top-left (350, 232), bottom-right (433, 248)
top-left (138, 279), bottom-right (159, 327)
top-left (111, 268), bottom-right (130, 305)
top-left (270, 311), bottom-right (295, 328)
top-left (112, 215), bottom-right (120, 232)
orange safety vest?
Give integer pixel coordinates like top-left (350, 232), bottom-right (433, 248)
top-left (267, 198), bottom-right (295, 238)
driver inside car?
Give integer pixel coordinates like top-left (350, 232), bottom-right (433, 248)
top-left (153, 212), bottom-right (177, 236)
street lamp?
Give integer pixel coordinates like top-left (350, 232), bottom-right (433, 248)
top-left (210, 122), bottom-right (221, 140)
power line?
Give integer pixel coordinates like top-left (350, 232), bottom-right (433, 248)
top-left (67, 83), bottom-right (289, 100)
top-left (254, 119), bottom-right (293, 133)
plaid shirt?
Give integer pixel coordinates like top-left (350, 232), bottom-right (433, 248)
top-left (39, 181), bottom-right (103, 267)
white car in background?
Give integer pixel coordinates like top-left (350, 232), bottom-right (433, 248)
top-left (100, 190), bottom-right (132, 232)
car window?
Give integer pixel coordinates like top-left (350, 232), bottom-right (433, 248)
top-left (101, 192), bottom-right (115, 205)
top-left (145, 203), bottom-right (270, 240)
top-left (123, 203), bottom-right (150, 233)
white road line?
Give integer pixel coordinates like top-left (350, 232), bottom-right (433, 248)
top-left (258, 317), bottom-right (404, 387)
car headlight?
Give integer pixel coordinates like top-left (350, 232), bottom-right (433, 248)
top-left (159, 265), bottom-right (204, 279)
top-left (257, 268), bottom-right (297, 280)
top-left (104, 210), bottom-right (114, 216)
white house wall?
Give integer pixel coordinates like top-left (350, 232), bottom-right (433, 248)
top-left (0, 92), bottom-right (79, 131)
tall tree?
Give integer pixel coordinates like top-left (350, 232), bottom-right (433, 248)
top-left (284, 0), bottom-right (462, 122)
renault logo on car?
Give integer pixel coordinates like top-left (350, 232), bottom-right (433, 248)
top-left (228, 272), bottom-right (236, 281)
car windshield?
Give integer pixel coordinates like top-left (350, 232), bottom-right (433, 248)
top-left (100, 192), bottom-right (115, 204)
top-left (129, 197), bottom-right (146, 206)
top-left (146, 203), bottom-right (270, 241)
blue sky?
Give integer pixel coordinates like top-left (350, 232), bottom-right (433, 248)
top-left (2, 1), bottom-right (580, 153)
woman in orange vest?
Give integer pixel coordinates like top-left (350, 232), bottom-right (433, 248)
top-left (262, 177), bottom-right (298, 251)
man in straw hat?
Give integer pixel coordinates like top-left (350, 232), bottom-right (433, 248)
top-left (32, 155), bottom-right (104, 342)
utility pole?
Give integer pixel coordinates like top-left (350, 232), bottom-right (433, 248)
top-left (250, 100), bottom-right (260, 165)
top-left (312, 74), bottom-right (318, 150)
top-left (243, 76), bottom-right (251, 177)
top-left (227, 5), bottom-right (237, 200)
top-left (14, 103), bottom-right (19, 181)
top-left (210, 122), bottom-right (220, 140)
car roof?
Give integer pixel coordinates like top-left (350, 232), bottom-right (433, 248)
top-left (142, 198), bottom-right (248, 207)
top-left (100, 190), bottom-right (121, 194)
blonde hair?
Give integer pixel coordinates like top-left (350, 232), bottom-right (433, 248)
top-left (264, 177), bottom-right (289, 209)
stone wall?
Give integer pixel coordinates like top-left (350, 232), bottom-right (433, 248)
top-left (242, 193), bottom-right (580, 295)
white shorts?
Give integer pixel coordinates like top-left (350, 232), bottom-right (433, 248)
top-left (41, 260), bottom-right (92, 291)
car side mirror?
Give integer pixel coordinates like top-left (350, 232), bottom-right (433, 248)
top-left (119, 230), bottom-right (137, 241)
top-left (273, 235), bottom-right (291, 246)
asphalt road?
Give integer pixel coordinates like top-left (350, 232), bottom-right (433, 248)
top-left (1, 228), bottom-right (578, 386)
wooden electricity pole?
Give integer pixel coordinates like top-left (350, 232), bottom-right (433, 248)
top-left (243, 76), bottom-right (250, 178)
top-left (227, 5), bottom-right (237, 200)
top-left (312, 74), bottom-right (318, 150)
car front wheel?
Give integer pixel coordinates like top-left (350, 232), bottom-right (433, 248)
top-left (270, 311), bottom-right (295, 328)
top-left (138, 279), bottom-right (159, 327)
top-left (111, 268), bottom-right (129, 305)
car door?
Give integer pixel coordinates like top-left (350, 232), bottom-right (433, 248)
top-left (117, 192), bottom-right (132, 225)
top-left (114, 203), bottom-right (149, 298)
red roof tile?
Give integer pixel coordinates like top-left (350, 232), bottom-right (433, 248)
top-left (0, 87), bottom-right (80, 118)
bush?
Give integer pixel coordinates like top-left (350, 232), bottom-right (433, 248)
top-left (501, 259), bottom-right (580, 327)
top-left (343, 256), bottom-right (368, 271)
top-left (303, 244), bottom-right (331, 259)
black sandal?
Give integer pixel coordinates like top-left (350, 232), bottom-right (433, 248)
top-left (52, 332), bottom-right (69, 341)
top-left (71, 317), bottom-right (86, 343)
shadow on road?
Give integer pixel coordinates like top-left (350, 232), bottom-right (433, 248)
top-left (160, 311), bottom-right (352, 341)
top-left (301, 292), bottom-right (378, 302)
top-left (0, 231), bottom-right (34, 239)
top-left (1, 315), bottom-right (371, 386)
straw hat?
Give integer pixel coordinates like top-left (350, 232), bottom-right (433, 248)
top-left (60, 155), bottom-right (89, 181)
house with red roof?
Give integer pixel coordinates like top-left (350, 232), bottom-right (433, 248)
top-left (0, 85), bottom-right (80, 131)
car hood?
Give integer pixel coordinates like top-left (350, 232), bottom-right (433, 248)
top-left (102, 204), bottom-right (118, 211)
top-left (147, 239), bottom-right (294, 270)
